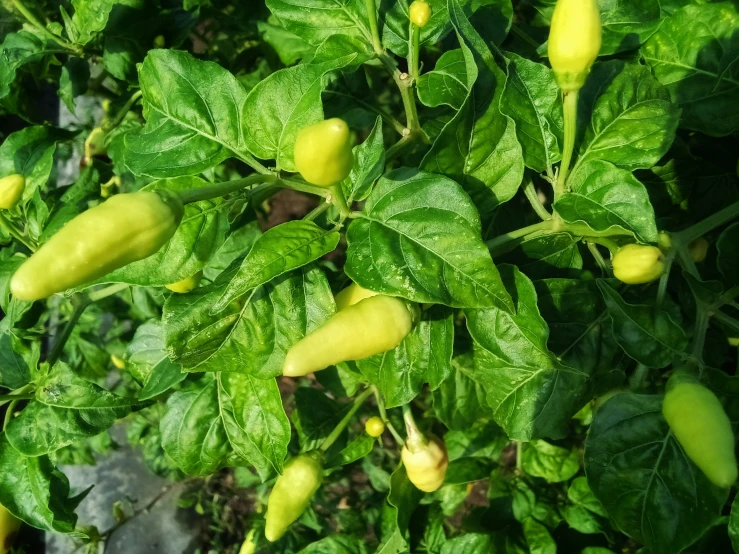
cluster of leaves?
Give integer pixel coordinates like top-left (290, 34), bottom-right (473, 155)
top-left (1, 0), bottom-right (739, 553)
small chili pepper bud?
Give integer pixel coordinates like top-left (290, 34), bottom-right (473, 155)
top-left (688, 237), bottom-right (709, 263)
top-left (365, 416), bottom-right (385, 437)
top-left (409, 1), bottom-right (432, 27)
top-left (611, 244), bottom-right (665, 285)
top-left (165, 270), bottom-right (203, 293)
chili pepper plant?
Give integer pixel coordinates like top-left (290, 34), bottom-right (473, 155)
top-left (0, 0), bottom-right (738, 553)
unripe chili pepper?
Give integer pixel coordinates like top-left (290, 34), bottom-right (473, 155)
top-left (282, 295), bottom-right (419, 377)
top-left (611, 244), bottom-right (665, 285)
top-left (0, 174), bottom-right (25, 210)
top-left (334, 283), bottom-right (378, 311)
top-left (409, 1), bottom-right (432, 27)
top-left (264, 451), bottom-right (324, 542)
top-left (165, 270), bottom-right (203, 293)
top-left (657, 231), bottom-right (672, 253)
top-left (111, 354), bottom-right (126, 369)
top-left (84, 127), bottom-right (107, 161)
top-left (548, 0), bottom-right (602, 93)
top-left (662, 373), bottom-right (737, 488)
top-left (293, 118), bottom-right (353, 187)
top-left (10, 190), bottom-right (183, 301)
top-left (0, 504), bottom-right (21, 554)
top-left (238, 529), bottom-right (256, 554)
top-left (402, 435), bottom-right (449, 492)
top-left (688, 237), bottom-right (709, 263)
top-left (365, 416), bottom-right (385, 437)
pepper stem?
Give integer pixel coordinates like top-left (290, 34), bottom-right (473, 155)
top-left (320, 388), bottom-right (374, 452)
top-left (402, 404), bottom-right (427, 453)
top-left (556, 90), bottom-right (578, 197)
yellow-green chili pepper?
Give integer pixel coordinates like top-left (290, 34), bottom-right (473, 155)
top-left (10, 190), bottom-right (183, 301)
top-left (282, 295), bottom-right (419, 377)
top-left (293, 118), bottom-right (353, 187)
top-left (548, 0), bottom-right (602, 92)
top-left (264, 451), bottom-right (324, 542)
top-left (165, 270), bottom-right (203, 293)
top-left (402, 435), bottom-right (449, 492)
top-left (611, 244), bottom-right (665, 285)
top-left (0, 174), bottom-right (25, 210)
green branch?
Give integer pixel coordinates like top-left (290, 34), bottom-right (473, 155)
top-left (320, 388), bottom-right (374, 452)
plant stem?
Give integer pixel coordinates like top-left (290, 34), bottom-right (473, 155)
top-left (0, 393), bottom-right (34, 403)
top-left (402, 404), bottom-right (427, 452)
top-left (714, 310), bottom-right (739, 335)
top-left (409, 24), bottom-right (421, 81)
top-left (103, 90), bottom-right (142, 131)
top-left (629, 363), bottom-right (650, 390)
top-left (372, 386), bottom-right (404, 445)
top-left (691, 309), bottom-right (710, 363)
top-left (485, 219), bottom-right (557, 251)
top-left (280, 177), bottom-right (330, 198)
top-left (654, 252), bottom-right (675, 311)
top-left (523, 179), bottom-right (551, 221)
top-left (674, 200), bottom-right (739, 244)
top-left (0, 212), bottom-right (36, 252)
top-left (516, 441), bottom-right (524, 471)
top-left (12, 0), bottom-right (81, 53)
top-left (584, 236), bottom-right (619, 254)
top-left (556, 90), bottom-right (578, 197)
top-left (330, 184), bottom-right (351, 222)
top-left (586, 241), bottom-right (609, 274)
top-left (320, 388), bottom-right (374, 452)
top-left (88, 283), bottom-right (129, 302)
top-left (47, 295), bottom-right (90, 366)
top-left (303, 201), bottom-right (331, 222)
top-left (364, 0), bottom-right (383, 54)
top-left (178, 175), bottom-right (277, 204)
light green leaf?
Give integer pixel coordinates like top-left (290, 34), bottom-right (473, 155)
top-left (345, 169), bottom-right (513, 311)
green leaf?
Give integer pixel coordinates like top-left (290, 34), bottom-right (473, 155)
top-left (717, 222), bottom-right (739, 283)
top-left (265, 0), bottom-right (373, 48)
top-left (433, 353), bottom-right (494, 431)
top-left (466, 265), bottom-right (590, 440)
top-left (83, 176), bottom-right (229, 288)
top-left (0, 126), bottom-right (77, 205)
top-left (421, 2), bottom-right (524, 216)
top-left (597, 281), bottom-right (688, 368)
top-left (387, 464), bottom-right (423, 535)
top-left (555, 160), bottom-right (659, 243)
top-left (71, 0), bottom-right (119, 45)
top-left (585, 392), bottom-right (728, 554)
top-left (357, 304), bottom-right (453, 408)
top-left (58, 58), bottom-right (89, 113)
top-left (293, 387), bottom-right (350, 452)
top-left (202, 222), bottom-right (262, 282)
top-left (521, 440), bottom-right (579, 483)
top-left (342, 116), bottom-right (385, 203)
top-left (599, 0), bottom-right (662, 55)
top-left (124, 49), bottom-right (250, 178)
top-left (219, 372), bottom-right (291, 473)
top-left (504, 232), bottom-right (583, 279)
top-left (440, 534), bottom-right (497, 554)
top-left (165, 265), bottom-right (334, 378)
top-left (212, 220), bottom-right (340, 313)
top-left (0, 31), bottom-right (58, 100)
top-left (641, 2), bottom-right (739, 136)
top-left (522, 518), bottom-right (556, 554)
top-left (331, 434), bottom-right (375, 467)
top-left (126, 320), bottom-right (185, 400)
top-left (573, 62), bottom-right (680, 172)
top-left (417, 49), bottom-right (469, 110)
top-left (562, 504), bottom-right (605, 535)
top-left (345, 169), bottom-right (513, 311)
top-left (297, 535), bottom-right (369, 554)
top-left (242, 56), bottom-right (358, 171)
top-left (258, 20), bottom-right (312, 66)
top-left (0, 438), bottom-right (86, 536)
top-left (500, 53), bottom-right (563, 173)
top-left (568, 476), bottom-right (607, 517)
top-left (6, 362), bottom-right (148, 456)
top-left (730, 494), bottom-right (739, 553)
top-left (0, 330), bottom-right (34, 389)
top-left (160, 374), bottom-right (273, 480)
